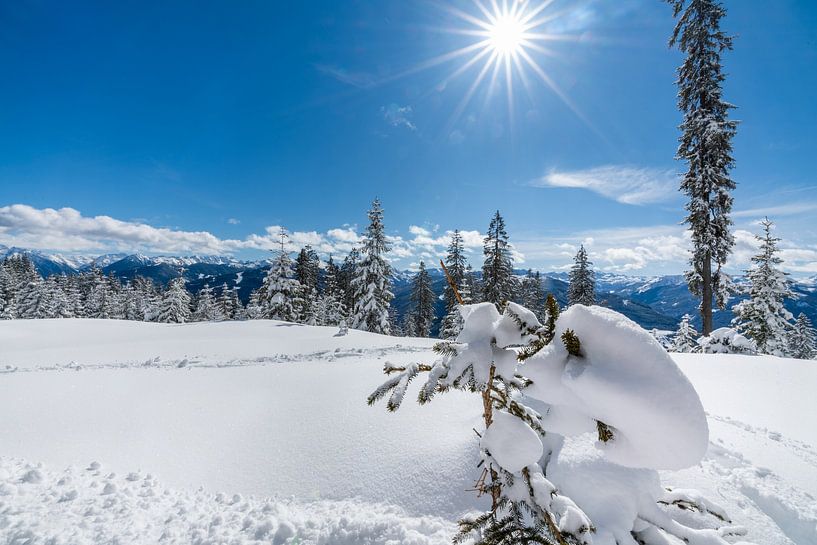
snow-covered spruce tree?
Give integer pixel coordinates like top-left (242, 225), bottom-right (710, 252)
top-left (370, 297), bottom-right (736, 544)
top-left (351, 199), bottom-right (393, 334)
top-left (440, 231), bottom-right (468, 339)
top-left (314, 256), bottom-right (347, 326)
top-left (192, 284), bottom-right (224, 322)
top-left (260, 228), bottom-right (301, 322)
top-left (672, 314), bottom-right (699, 353)
top-left (408, 261), bottom-right (436, 338)
top-left (132, 276), bottom-right (160, 321)
top-left (520, 270), bottom-right (546, 320)
top-left (731, 218), bottom-right (794, 356)
top-left (295, 245), bottom-right (321, 295)
top-left (787, 313), bottom-right (816, 360)
top-left (567, 245), bottom-right (595, 307)
top-left (482, 211), bottom-right (517, 308)
top-left (158, 277), bottom-right (192, 324)
top-left (370, 298), bottom-right (591, 545)
top-left (668, 0), bottom-right (738, 335)
top-left (339, 247), bottom-right (360, 317)
top-left (217, 283), bottom-right (240, 320)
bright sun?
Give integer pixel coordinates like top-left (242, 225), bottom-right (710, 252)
top-left (406, 0), bottom-right (586, 128)
top-left (487, 12), bottom-right (527, 56)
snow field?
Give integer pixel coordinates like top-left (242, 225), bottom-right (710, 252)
top-left (1, 318), bottom-right (816, 544)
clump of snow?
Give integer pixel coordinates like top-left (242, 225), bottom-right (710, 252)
top-left (523, 305), bottom-right (709, 470)
top-left (480, 410), bottom-right (543, 473)
top-left (698, 327), bottom-right (756, 355)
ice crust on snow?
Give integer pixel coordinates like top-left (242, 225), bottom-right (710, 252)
top-left (522, 305), bottom-right (709, 470)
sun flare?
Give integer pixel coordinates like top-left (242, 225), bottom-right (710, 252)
top-left (407, 0), bottom-right (589, 128)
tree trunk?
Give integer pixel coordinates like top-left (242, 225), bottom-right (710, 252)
top-left (701, 252), bottom-right (713, 336)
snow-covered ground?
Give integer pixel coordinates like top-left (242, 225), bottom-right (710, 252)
top-left (1, 319), bottom-right (815, 544)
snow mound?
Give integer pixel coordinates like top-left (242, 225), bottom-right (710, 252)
top-left (0, 458), bottom-right (458, 545)
top-left (523, 305), bottom-right (708, 470)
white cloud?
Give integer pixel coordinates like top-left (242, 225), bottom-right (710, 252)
top-left (227, 218), bottom-right (240, 225)
top-left (408, 225), bottom-right (432, 237)
top-left (732, 202), bottom-right (817, 219)
top-left (533, 165), bottom-right (678, 205)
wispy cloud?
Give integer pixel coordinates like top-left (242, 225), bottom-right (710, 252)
top-left (732, 202), bottom-right (817, 219)
top-left (381, 103), bottom-right (416, 131)
top-left (227, 218), bottom-right (240, 225)
top-left (532, 165), bottom-right (678, 205)
top-left (314, 64), bottom-right (376, 89)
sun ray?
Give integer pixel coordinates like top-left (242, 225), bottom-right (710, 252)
top-left (378, 0), bottom-right (594, 136)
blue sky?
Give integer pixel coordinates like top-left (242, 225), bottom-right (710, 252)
top-left (1, 0), bottom-right (816, 275)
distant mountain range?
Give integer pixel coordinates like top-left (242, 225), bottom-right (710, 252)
top-left (3, 244), bottom-right (816, 332)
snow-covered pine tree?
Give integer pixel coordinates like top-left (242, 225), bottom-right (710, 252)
top-left (339, 247), bottom-right (360, 316)
top-left (787, 313), bottom-right (816, 360)
top-left (370, 296), bottom-right (591, 545)
top-left (16, 279), bottom-right (47, 319)
top-left (672, 314), bottom-right (699, 353)
top-left (294, 245), bottom-right (321, 296)
top-left (482, 211), bottom-right (516, 308)
top-left (260, 228), bottom-right (301, 322)
top-left (158, 277), bottom-right (192, 323)
top-left (313, 256), bottom-right (346, 326)
top-left (132, 276), bottom-right (160, 321)
top-left (731, 218), bottom-right (794, 356)
top-left (520, 269), bottom-right (546, 320)
top-left (408, 261), bottom-right (436, 338)
top-left (0, 263), bottom-right (14, 319)
top-left (351, 199), bottom-right (393, 334)
top-left (440, 231), bottom-right (468, 339)
top-left (192, 284), bottom-right (224, 322)
top-left (668, 0), bottom-right (738, 335)
top-left (217, 283), bottom-right (240, 320)
top-left (567, 245), bottom-right (595, 306)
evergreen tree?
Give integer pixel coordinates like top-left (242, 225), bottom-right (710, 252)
top-left (520, 269), bottom-right (545, 319)
top-left (217, 283), bottom-right (240, 320)
top-left (314, 256), bottom-right (346, 326)
top-left (567, 245), bottom-right (596, 306)
top-left (294, 245), bottom-right (321, 295)
top-left (668, 0), bottom-right (738, 335)
top-left (339, 247), bottom-right (360, 316)
top-left (158, 277), bottom-right (192, 323)
top-left (192, 284), bottom-right (224, 321)
top-left (17, 279), bottom-right (47, 319)
top-left (732, 218), bottom-right (793, 356)
top-left (672, 314), bottom-right (699, 353)
top-left (260, 228), bottom-right (301, 321)
top-left (408, 261), bottom-right (436, 337)
top-left (369, 301), bottom-right (591, 545)
top-left (440, 231), bottom-right (468, 339)
top-left (351, 199), bottom-right (394, 334)
top-left (132, 276), bottom-right (160, 321)
top-left (482, 211), bottom-right (516, 308)
top-left (787, 313), bottom-right (816, 360)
